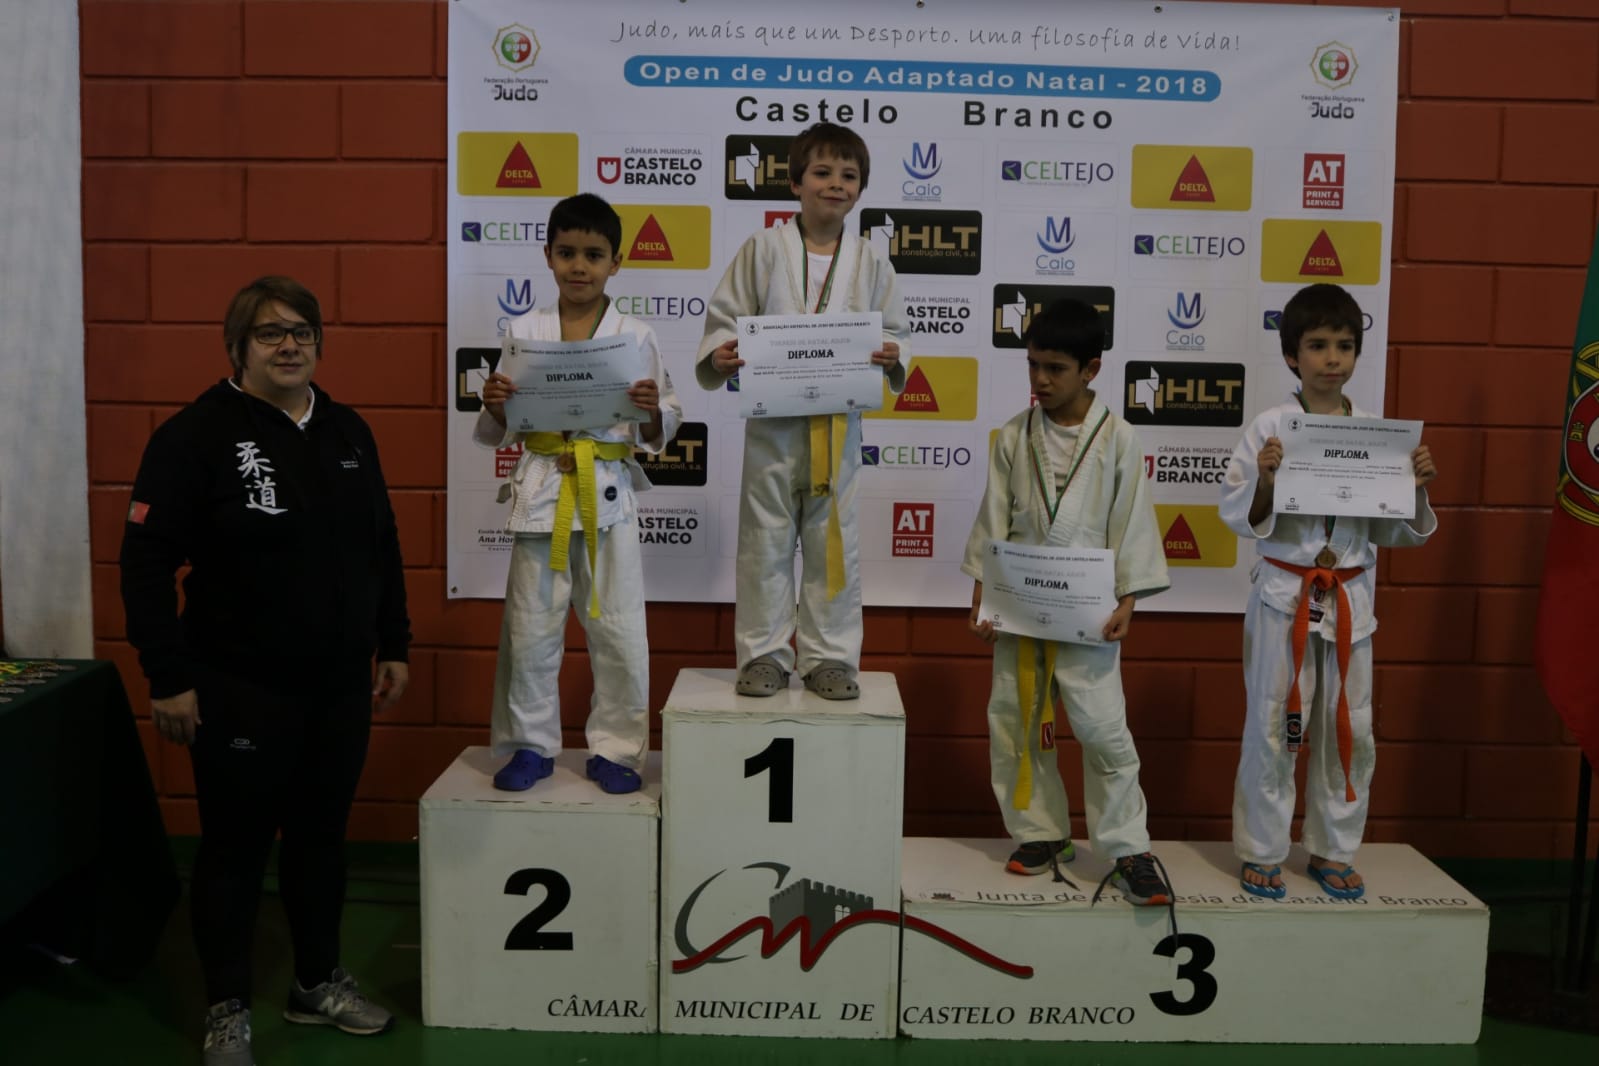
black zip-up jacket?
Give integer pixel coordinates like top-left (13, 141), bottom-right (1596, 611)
top-left (120, 381), bottom-right (411, 698)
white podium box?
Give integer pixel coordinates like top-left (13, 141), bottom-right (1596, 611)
top-left (659, 668), bottom-right (905, 1038)
top-left (419, 746), bottom-right (661, 1033)
top-left (899, 837), bottom-right (1487, 1044)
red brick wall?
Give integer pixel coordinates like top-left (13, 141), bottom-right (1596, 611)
top-left (81, 0), bottom-right (1598, 857)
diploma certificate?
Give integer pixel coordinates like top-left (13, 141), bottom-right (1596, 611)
top-left (1275, 414), bottom-right (1422, 520)
top-left (979, 543), bottom-right (1117, 646)
top-left (735, 312), bottom-right (884, 419)
top-left (499, 334), bottom-right (647, 433)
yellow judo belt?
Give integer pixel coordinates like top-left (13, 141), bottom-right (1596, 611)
top-left (806, 413), bottom-right (848, 600)
top-left (1012, 636), bottom-right (1059, 810)
top-left (523, 432), bottom-right (631, 618)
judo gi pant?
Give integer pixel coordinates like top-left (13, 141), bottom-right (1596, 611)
top-left (986, 635), bottom-right (1151, 860)
top-left (1233, 590), bottom-right (1375, 866)
top-left (490, 523), bottom-right (649, 770)
top-left (733, 423), bottom-right (863, 678)
top-left (188, 658), bottom-right (372, 1006)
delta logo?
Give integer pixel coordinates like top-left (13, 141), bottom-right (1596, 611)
top-left (1260, 219), bottom-right (1383, 285)
top-left (456, 132), bottom-right (578, 197)
top-left (865, 357), bottom-right (979, 422)
top-left (613, 205), bottom-right (711, 270)
top-left (1303, 153), bottom-right (1345, 210)
top-left (1130, 145), bottom-right (1253, 211)
top-left (892, 502), bottom-right (935, 558)
top-left (724, 135), bottom-right (796, 201)
top-left (1310, 41), bottom-right (1358, 90)
top-left (859, 208), bottom-right (982, 276)
top-left (492, 24), bottom-right (539, 74)
top-left (1123, 362), bottom-right (1245, 427)
top-left (1154, 504), bottom-right (1237, 567)
top-left (991, 284), bottom-right (1116, 350)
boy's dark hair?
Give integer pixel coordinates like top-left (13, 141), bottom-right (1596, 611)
top-left (546, 193), bottom-right (623, 257)
top-left (1279, 283), bottom-right (1364, 370)
top-left (1022, 298), bottom-right (1105, 368)
top-left (788, 122), bottom-right (871, 191)
top-left (222, 275), bottom-right (323, 378)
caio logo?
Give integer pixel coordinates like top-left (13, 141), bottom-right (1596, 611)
top-left (859, 208), bottom-right (982, 275)
top-left (724, 135), bottom-right (796, 200)
top-left (991, 284), bottom-right (1115, 350)
top-left (457, 132), bottom-right (578, 197)
top-left (634, 421), bottom-right (708, 486)
top-left (1260, 219), bottom-right (1382, 285)
top-left (1303, 153), bottom-right (1345, 210)
top-left (1124, 362), bottom-right (1245, 427)
top-left (1130, 145), bottom-right (1253, 211)
top-left (892, 502), bottom-right (935, 557)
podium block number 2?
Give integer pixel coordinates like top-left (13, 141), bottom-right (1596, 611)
top-left (503, 868), bottom-right (574, 950)
top-left (744, 737), bottom-right (794, 823)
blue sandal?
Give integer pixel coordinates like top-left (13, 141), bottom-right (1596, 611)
top-left (493, 749), bottom-right (553, 792)
top-left (1306, 860), bottom-right (1365, 900)
top-left (586, 755), bottom-right (642, 795)
top-left (1240, 862), bottom-right (1287, 899)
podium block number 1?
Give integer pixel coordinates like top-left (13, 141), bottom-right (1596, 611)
top-left (744, 737), bottom-right (794, 823)
top-left (503, 868), bottom-right (574, 951)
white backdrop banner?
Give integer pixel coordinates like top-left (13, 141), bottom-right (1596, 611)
top-left (446, 0), bottom-right (1398, 611)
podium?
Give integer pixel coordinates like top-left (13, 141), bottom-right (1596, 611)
top-left (658, 668), bottom-right (905, 1038)
top-left (899, 837), bottom-right (1488, 1043)
top-left (419, 747), bottom-right (660, 1032)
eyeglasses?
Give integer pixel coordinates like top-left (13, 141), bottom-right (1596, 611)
top-left (250, 324), bottom-right (321, 346)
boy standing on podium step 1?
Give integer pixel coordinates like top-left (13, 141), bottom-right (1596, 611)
top-left (697, 122), bottom-right (909, 701)
top-left (476, 193), bottom-right (682, 794)
top-left (1221, 283), bottom-right (1437, 901)
top-left (963, 298), bottom-right (1174, 906)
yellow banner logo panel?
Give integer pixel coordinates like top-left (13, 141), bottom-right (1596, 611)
top-left (1260, 219), bottom-right (1383, 285)
top-left (1154, 503), bottom-right (1237, 568)
top-left (865, 357), bottom-right (979, 422)
top-left (614, 205), bottom-right (712, 270)
top-left (1130, 145), bottom-right (1253, 211)
top-left (456, 132), bottom-right (578, 197)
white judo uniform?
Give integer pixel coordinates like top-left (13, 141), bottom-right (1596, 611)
top-left (476, 303), bottom-right (682, 766)
top-left (697, 222), bottom-right (908, 677)
top-left (961, 401), bottom-right (1169, 857)
top-left (1220, 399), bottom-right (1436, 866)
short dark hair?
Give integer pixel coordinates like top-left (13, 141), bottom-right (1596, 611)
top-left (546, 193), bottom-right (623, 257)
top-left (788, 122), bottom-right (871, 191)
top-left (1022, 298), bottom-right (1105, 369)
top-left (222, 276), bottom-right (322, 376)
top-left (1279, 283), bottom-right (1364, 372)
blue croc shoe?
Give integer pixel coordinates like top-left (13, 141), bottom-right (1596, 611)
top-left (493, 750), bottom-right (554, 792)
top-left (586, 755), bottom-right (642, 795)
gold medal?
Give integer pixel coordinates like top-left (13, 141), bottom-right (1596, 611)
top-left (1316, 548), bottom-right (1337, 568)
top-left (555, 453), bottom-right (576, 474)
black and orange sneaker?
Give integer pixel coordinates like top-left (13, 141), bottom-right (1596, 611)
top-left (1005, 838), bottom-right (1074, 876)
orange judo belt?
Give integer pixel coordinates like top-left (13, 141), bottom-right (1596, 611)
top-left (1264, 556), bottom-right (1366, 803)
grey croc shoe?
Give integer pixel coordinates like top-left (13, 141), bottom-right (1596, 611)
top-left (803, 660), bottom-right (859, 700)
top-left (735, 655), bottom-right (789, 696)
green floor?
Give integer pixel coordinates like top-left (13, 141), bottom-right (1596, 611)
top-left (3, 850), bottom-right (1596, 1065)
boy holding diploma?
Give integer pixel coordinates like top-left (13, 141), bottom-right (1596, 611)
top-left (476, 193), bottom-right (681, 793)
top-left (1221, 283), bottom-right (1437, 899)
top-left (963, 298), bottom-right (1172, 904)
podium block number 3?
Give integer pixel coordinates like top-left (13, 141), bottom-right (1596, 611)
top-left (503, 868), bottom-right (574, 950)
top-left (744, 737), bottom-right (794, 823)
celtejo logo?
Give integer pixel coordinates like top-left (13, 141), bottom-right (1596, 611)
top-left (1133, 233), bottom-right (1246, 260)
top-left (1001, 159), bottom-right (1114, 185)
top-left (457, 132), bottom-right (578, 197)
top-left (460, 220), bottom-right (547, 244)
top-left (892, 503), bottom-right (935, 557)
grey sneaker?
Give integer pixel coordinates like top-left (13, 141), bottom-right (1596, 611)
top-left (202, 1000), bottom-right (254, 1066)
top-left (283, 968), bottom-right (394, 1035)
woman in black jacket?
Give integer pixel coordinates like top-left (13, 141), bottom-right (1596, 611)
top-left (120, 276), bottom-right (410, 1066)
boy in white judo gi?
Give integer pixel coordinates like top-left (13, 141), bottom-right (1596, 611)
top-left (698, 122), bottom-right (909, 700)
top-left (477, 193), bottom-right (682, 793)
top-left (963, 298), bottom-right (1173, 905)
top-left (1221, 283), bottom-right (1437, 899)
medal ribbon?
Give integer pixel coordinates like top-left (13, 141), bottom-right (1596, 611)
top-left (798, 219), bottom-right (849, 600)
top-left (1265, 556), bottom-right (1366, 801)
top-left (522, 433), bottom-right (631, 618)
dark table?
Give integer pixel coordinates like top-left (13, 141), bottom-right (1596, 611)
top-left (0, 659), bottom-right (179, 978)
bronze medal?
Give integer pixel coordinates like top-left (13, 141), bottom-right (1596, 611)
top-left (555, 453), bottom-right (576, 474)
top-left (1316, 548), bottom-right (1337, 568)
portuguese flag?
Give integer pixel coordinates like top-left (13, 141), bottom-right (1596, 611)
top-left (1535, 225), bottom-right (1599, 769)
